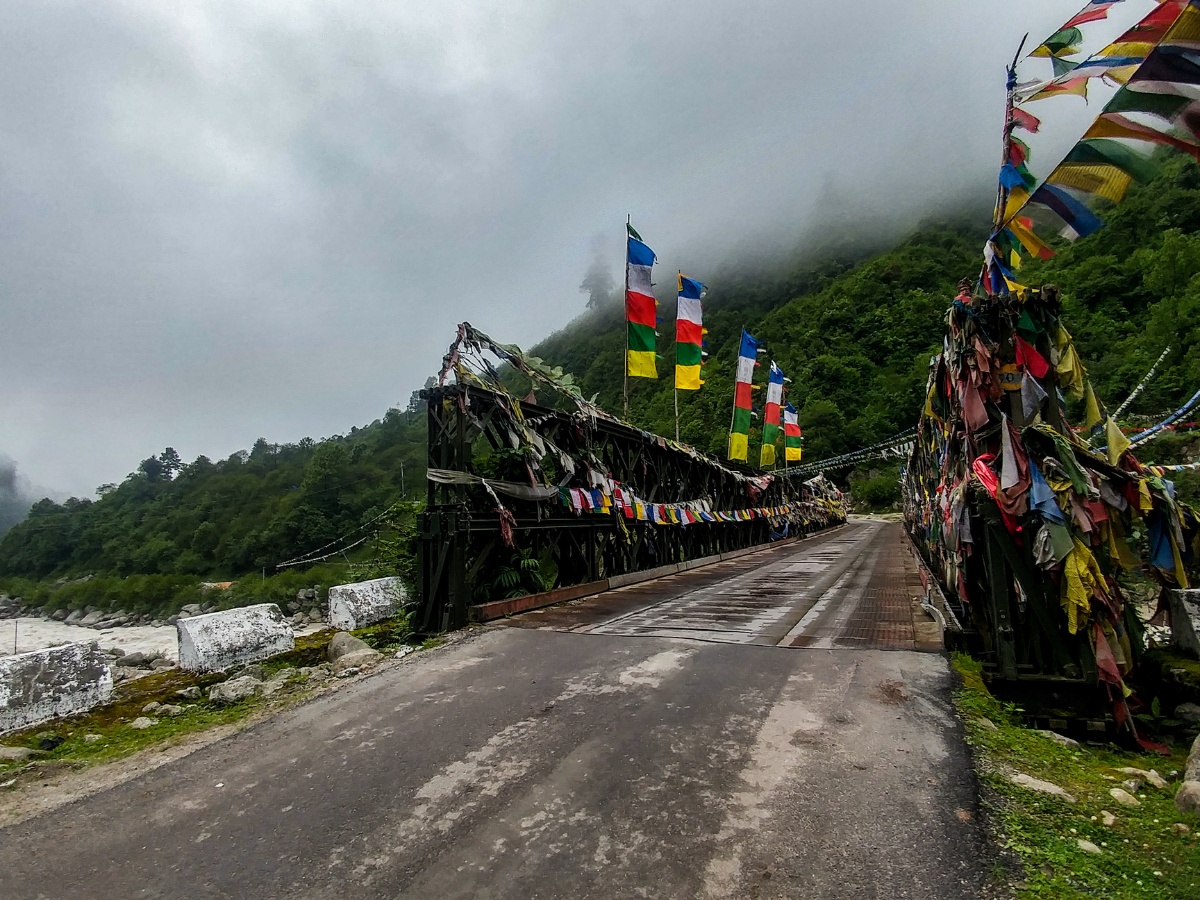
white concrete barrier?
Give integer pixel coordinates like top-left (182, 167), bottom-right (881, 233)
top-left (0, 642), bottom-right (114, 735)
top-left (176, 604), bottom-right (294, 673)
top-left (328, 577), bottom-right (405, 631)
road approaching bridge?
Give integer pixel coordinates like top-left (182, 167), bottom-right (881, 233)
top-left (0, 518), bottom-right (987, 899)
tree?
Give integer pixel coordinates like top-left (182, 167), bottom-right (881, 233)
top-left (159, 447), bottom-right (183, 479)
top-left (138, 456), bottom-right (165, 482)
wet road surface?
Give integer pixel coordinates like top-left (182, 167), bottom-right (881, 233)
top-left (0, 520), bottom-right (987, 899)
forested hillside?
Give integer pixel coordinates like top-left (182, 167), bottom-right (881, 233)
top-left (536, 159), bottom-right (1200, 467)
top-left (3, 158), bottom-right (1200, 609)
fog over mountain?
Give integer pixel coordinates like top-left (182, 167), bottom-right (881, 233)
top-left (0, 1), bottom-right (1124, 498)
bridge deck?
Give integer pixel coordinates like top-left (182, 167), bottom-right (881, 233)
top-left (501, 518), bottom-right (942, 652)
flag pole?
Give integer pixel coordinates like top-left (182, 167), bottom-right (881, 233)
top-left (727, 328), bottom-right (740, 459)
top-left (623, 214), bottom-right (630, 421)
top-left (674, 269), bottom-right (681, 442)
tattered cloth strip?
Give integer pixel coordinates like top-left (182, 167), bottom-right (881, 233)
top-left (728, 329), bottom-right (763, 461)
top-left (626, 223), bottom-right (658, 379)
top-left (675, 274), bottom-right (706, 390)
top-left (426, 468), bottom-right (561, 502)
top-left (760, 362), bottom-right (786, 467)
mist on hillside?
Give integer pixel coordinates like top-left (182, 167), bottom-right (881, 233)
top-left (0, 456), bottom-right (40, 538)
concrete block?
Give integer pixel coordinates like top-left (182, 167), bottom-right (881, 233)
top-left (176, 604), bottom-right (294, 673)
top-left (1169, 589), bottom-right (1200, 657)
top-left (0, 642), bottom-right (114, 735)
top-left (328, 577), bottom-right (406, 631)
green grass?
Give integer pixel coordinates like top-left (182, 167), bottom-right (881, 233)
top-left (953, 653), bottom-right (1200, 898)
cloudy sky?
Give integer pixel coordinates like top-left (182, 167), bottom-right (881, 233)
top-left (0, 0), bottom-right (1133, 497)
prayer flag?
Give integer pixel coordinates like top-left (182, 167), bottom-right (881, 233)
top-left (759, 362), bottom-right (785, 468)
top-left (728, 329), bottom-right (762, 461)
top-left (784, 403), bottom-right (803, 463)
top-left (675, 274), bottom-right (705, 390)
top-left (626, 223), bottom-right (658, 379)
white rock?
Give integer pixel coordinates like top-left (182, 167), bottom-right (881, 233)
top-left (328, 577), bottom-right (405, 631)
top-left (1076, 839), bottom-right (1101, 854)
top-left (1035, 729), bottom-right (1080, 748)
top-left (972, 717), bottom-right (998, 732)
top-left (1010, 773), bottom-right (1077, 803)
top-left (0, 642), bottom-right (113, 735)
top-left (0, 746), bottom-right (35, 761)
top-left (1109, 787), bottom-right (1141, 807)
top-left (82, 734), bottom-right (103, 744)
top-left (176, 604), bottom-right (294, 674)
top-left (1116, 767), bottom-right (1168, 790)
top-left (1100, 810), bottom-right (1117, 827)
top-left (129, 717), bottom-right (158, 730)
top-left (1186, 734), bottom-right (1200, 784)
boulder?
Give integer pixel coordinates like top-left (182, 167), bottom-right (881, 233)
top-left (328, 577), bottom-right (405, 631)
top-left (78, 611), bottom-right (105, 627)
top-left (158, 704), bottom-right (184, 717)
top-left (208, 675), bottom-right (262, 705)
top-left (175, 686), bottom-right (202, 701)
top-left (150, 658), bottom-right (175, 670)
top-left (82, 734), bottom-right (102, 744)
top-left (142, 701), bottom-right (162, 714)
top-left (327, 632), bottom-right (382, 675)
top-left (0, 746), bottom-right (35, 762)
top-left (176, 604), bottom-right (294, 674)
top-left (120, 652), bottom-right (148, 669)
top-left (64, 610), bottom-right (84, 625)
top-left (1009, 773), bottom-right (1076, 803)
top-left (1109, 787), bottom-right (1140, 807)
top-left (1184, 733), bottom-right (1200, 784)
top-left (129, 717), bottom-right (158, 730)
top-left (1176, 781), bottom-right (1200, 817)
top-left (50, 609), bottom-right (68, 621)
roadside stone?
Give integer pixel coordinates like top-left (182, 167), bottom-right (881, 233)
top-left (1176, 781), bottom-right (1200, 816)
top-left (142, 701), bottom-right (162, 714)
top-left (1186, 734), bottom-right (1200, 783)
top-left (1035, 729), bottom-right (1079, 748)
top-left (238, 664), bottom-right (266, 681)
top-left (1109, 787), bottom-right (1141, 807)
top-left (1010, 773), bottom-right (1077, 803)
top-left (0, 746), bottom-right (35, 761)
top-left (33, 732), bottom-right (62, 751)
top-left (150, 657), bottom-right (175, 670)
top-left (1116, 767), bottom-right (1167, 789)
top-left (129, 717), bottom-right (158, 730)
top-left (1076, 839), bottom-right (1101, 855)
top-left (83, 734), bottom-right (103, 744)
top-left (1100, 810), bottom-right (1117, 827)
top-left (395, 646), bottom-right (415, 660)
top-left (120, 652), bottom-right (148, 668)
top-left (157, 704), bottom-right (184, 717)
top-left (1176, 702), bottom-right (1200, 725)
top-left (175, 686), bottom-right (202, 701)
top-left (208, 675), bottom-right (262, 705)
top-left (328, 632), bottom-right (373, 662)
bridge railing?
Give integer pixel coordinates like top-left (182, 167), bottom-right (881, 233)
top-left (415, 383), bottom-right (845, 632)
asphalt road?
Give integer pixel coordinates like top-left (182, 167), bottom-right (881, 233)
top-left (0, 521), bottom-right (989, 899)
